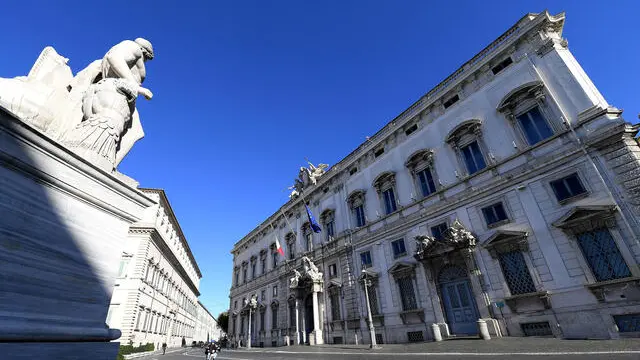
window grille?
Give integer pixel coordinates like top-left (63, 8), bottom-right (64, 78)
top-left (333, 336), bottom-right (343, 344)
top-left (576, 228), bottom-right (631, 282)
top-left (482, 202), bottom-right (508, 226)
top-left (491, 57), bottom-right (513, 75)
top-left (289, 305), bottom-right (295, 329)
top-left (326, 220), bottom-right (335, 241)
top-left (330, 293), bottom-right (342, 321)
top-left (407, 331), bottom-right (424, 342)
top-left (417, 168), bottom-right (437, 197)
top-left (368, 284), bottom-right (380, 315)
top-left (461, 141), bottom-right (486, 174)
top-left (517, 106), bottom-right (553, 146)
top-left (260, 311), bottom-right (265, 331)
top-left (521, 322), bottom-right (552, 336)
top-left (398, 276), bottom-right (418, 311)
top-left (375, 333), bottom-right (384, 344)
top-left (405, 124), bottom-right (418, 136)
top-left (613, 313), bottom-right (640, 332)
top-left (329, 264), bottom-right (338, 278)
top-left (550, 173), bottom-right (587, 202)
top-left (498, 250), bottom-right (536, 295)
top-left (261, 258), bottom-right (266, 274)
top-left (360, 251), bottom-right (372, 268)
top-left (271, 307), bottom-right (278, 330)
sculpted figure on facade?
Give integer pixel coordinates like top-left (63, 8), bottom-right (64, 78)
top-left (302, 256), bottom-right (323, 282)
top-left (0, 38), bottom-right (154, 171)
top-left (289, 269), bottom-right (302, 288)
top-left (415, 234), bottom-right (437, 258)
top-left (443, 219), bottom-right (476, 248)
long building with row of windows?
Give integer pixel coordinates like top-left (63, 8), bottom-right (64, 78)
top-left (228, 11), bottom-right (640, 346)
top-left (107, 188), bottom-right (222, 349)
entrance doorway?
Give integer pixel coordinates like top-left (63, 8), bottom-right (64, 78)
top-left (304, 295), bottom-right (313, 344)
top-left (438, 265), bottom-right (479, 335)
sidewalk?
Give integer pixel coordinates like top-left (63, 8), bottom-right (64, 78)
top-left (230, 337), bottom-right (640, 354)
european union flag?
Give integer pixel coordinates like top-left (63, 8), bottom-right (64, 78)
top-left (305, 204), bottom-right (322, 233)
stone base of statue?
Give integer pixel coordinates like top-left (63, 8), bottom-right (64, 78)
top-left (308, 330), bottom-right (324, 345)
top-left (0, 108), bottom-right (153, 359)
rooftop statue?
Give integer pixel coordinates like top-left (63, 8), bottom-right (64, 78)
top-left (0, 38), bottom-right (154, 171)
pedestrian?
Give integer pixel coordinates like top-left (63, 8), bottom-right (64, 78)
top-left (162, 342), bottom-right (167, 355)
top-left (204, 343), bottom-right (210, 360)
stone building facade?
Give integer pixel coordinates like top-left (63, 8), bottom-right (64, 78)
top-left (194, 301), bottom-right (223, 343)
top-left (228, 11), bottom-right (640, 346)
top-left (107, 188), bottom-right (204, 349)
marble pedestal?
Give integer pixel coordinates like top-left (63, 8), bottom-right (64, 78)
top-left (0, 109), bottom-right (154, 359)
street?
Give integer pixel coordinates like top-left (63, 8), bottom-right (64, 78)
top-left (141, 338), bottom-right (640, 360)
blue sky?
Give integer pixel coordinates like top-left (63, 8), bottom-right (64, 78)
top-left (2, 1), bottom-right (638, 316)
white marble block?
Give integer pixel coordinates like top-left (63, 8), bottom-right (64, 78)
top-left (0, 109), bottom-right (154, 359)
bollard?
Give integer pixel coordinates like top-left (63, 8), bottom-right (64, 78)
top-left (477, 319), bottom-right (491, 340)
top-left (431, 323), bottom-right (443, 342)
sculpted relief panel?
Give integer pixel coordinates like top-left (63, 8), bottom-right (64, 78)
top-left (0, 38), bottom-right (154, 172)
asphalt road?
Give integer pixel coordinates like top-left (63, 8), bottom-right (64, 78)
top-left (144, 347), bottom-right (640, 360)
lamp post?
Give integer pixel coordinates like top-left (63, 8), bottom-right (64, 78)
top-left (361, 270), bottom-right (380, 349)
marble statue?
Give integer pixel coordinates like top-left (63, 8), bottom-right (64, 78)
top-left (249, 294), bottom-right (258, 308)
top-left (289, 269), bottom-right (302, 288)
top-left (0, 38), bottom-right (154, 171)
top-left (414, 219), bottom-right (477, 258)
top-left (302, 256), bottom-right (323, 282)
top-left (289, 161), bottom-right (329, 198)
top-left (306, 161), bottom-right (329, 185)
top-left (415, 235), bottom-right (437, 258)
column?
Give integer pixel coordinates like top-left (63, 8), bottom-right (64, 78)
top-left (309, 282), bottom-right (324, 345)
top-left (295, 299), bottom-right (301, 345)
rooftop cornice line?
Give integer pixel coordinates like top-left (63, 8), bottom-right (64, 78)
top-left (232, 10), bottom-right (565, 252)
top-left (139, 187), bottom-right (203, 278)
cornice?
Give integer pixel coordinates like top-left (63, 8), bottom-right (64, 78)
top-left (139, 188), bottom-right (202, 278)
top-left (232, 11), bottom-right (565, 252)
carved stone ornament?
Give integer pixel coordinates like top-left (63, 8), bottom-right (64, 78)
top-left (290, 161), bottom-right (330, 198)
top-left (302, 256), bottom-right (323, 282)
top-left (405, 149), bottom-right (435, 172)
top-left (373, 171), bottom-right (396, 193)
top-left (289, 269), bottom-right (302, 289)
top-left (415, 219), bottom-right (476, 260)
top-left (0, 38), bottom-right (154, 172)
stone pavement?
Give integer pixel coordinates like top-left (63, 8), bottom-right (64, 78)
top-left (229, 337), bottom-right (640, 354)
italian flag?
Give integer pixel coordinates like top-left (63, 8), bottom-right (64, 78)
top-left (275, 235), bottom-right (285, 256)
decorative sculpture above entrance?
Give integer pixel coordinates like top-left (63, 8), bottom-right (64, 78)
top-left (415, 219), bottom-right (477, 260)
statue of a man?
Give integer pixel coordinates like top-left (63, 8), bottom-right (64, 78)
top-left (101, 38), bottom-right (154, 100)
top-left (289, 269), bottom-right (302, 288)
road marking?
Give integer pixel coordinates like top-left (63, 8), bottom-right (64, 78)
top-left (230, 349), bottom-right (640, 356)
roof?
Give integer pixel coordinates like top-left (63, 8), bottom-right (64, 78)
top-left (232, 10), bottom-right (566, 252)
top-left (139, 187), bottom-right (203, 278)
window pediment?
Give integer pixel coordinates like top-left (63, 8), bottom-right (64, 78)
top-left (359, 269), bottom-right (379, 282)
top-left (445, 119), bottom-right (483, 144)
top-left (552, 205), bottom-right (617, 233)
top-left (285, 232), bottom-right (296, 244)
top-left (259, 249), bottom-right (268, 258)
top-left (483, 230), bottom-right (529, 257)
top-left (373, 171), bottom-right (396, 192)
top-left (329, 278), bottom-right (343, 288)
top-left (270, 299), bottom-right (279, 309)
top-left (347, 189), bottom-right (366, 208)
top-left (320, 209), bottom-right (335, 223)
top-left (497, 81), bottom-right (544, 113)
top-left (388, 261), bottom-right (416, 278)
top-left (405, 149), bottom-right (435, 172)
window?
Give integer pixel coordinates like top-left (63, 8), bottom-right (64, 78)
top-left (261, 290), bottom-right (266, 301)
top-left (374, 148), bottom-right (385, 158)
top-left (498, 251), bottom-right (537, 295)
top-left (491, 57), bottom-right (513, 75)
top-left (117, 258), bottom-right (129, 277)
top-left (516, 106), bottom-right (553, 145)
top-left (431, 222), bottom-right (448, 240)
top-left (461, 141), bottom-right (487, 175)
top-left (330, 290), bottom-right (341, 321)
top-left (391, 239), bottom-right (407, 258)
top-left (382, 188), bottom-right (397, 214)
top-left (135, 306), bottom-right (144, 330)
top-left (234, 301), bottom-right (237, 310)
top-left (360, 251), bottom-right (372, 269)
top-left (329, 263), bottom-right (338, 278)
top-left (242, 267), bottom-right (247, 283)
top-left (261, 257), bottom-right (266, 275)
top-left (251, 261), bottom-right (257, 278)
top-left (576, 228), bottom-right (631, 282)
top-left (397, 276), bottom-right (418, 311)
top-left (613, 314), bottom-right (640, 333)
top-left (272, 252), bottom-right (278, 269)
top-left (273, 285), bottom-right (278, 297)
top-left (550, 173), bottom-right (587, 202)
top-left (349, 167), bottom-right (358, 176)
top-left (271, 306), bottom-right (278, 330)
top-left (260, 310), bottom-right (265, 331)
top-left (417, 168), bottom-right (437, 197)
top-left (364, 282), bottom-right (380, 315)
top-left (288, 304), bottom-right (295, 329)
top-left (482, 202), bottom-right (508, 226)
top-left (404, 123), bottom-right (418, 136)
top-left (354, 205), bottom-right (366, 227)
top-left (443, 94), bottom-right (460, 109)
top-left (326, 220), bottom-right (335, 241)
top-left (306, 232), bottom-right (313, 252)
top-left (288, 243), bottom-right (295, 260)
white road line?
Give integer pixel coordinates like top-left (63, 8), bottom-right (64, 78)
top-left (228, 349), bottom-right (640, 356)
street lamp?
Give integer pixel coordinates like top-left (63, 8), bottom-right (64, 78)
top-left (361, 269), bottom-right (381, 349)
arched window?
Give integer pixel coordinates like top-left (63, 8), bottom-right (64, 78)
top-left (320, 209), bottom-right (336, 241)
top-left (347, 189), bottom-right (367, 227)
top-left (373, 171), bottom-right (398, 215)
top-left (285, 232), bottom-right (296, 260)
top-left (301, 222), bottom-right (313, 252)
top-left (405, 149), bottom-right (438, 199)
top-left (497, 81), bottom-right (562, 147)
top-left (445, 119), bottom-right (489, 176)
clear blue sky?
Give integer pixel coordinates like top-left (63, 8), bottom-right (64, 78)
top-left (2, 1), bottom-right (638, 316)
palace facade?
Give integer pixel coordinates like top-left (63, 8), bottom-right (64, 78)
top-left (229, 11), bottom-right (640, 346)
top-left (107, 188), bottom-right (207, 349)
